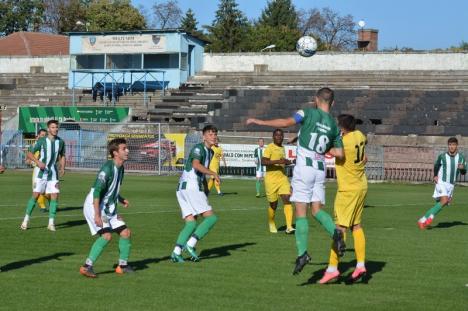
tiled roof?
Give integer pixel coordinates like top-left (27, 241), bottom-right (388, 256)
top-left (0, 32), bottom-right (69, 56)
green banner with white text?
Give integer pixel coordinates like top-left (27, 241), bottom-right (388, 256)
top-left (18, 106), bottom-right (130, 133)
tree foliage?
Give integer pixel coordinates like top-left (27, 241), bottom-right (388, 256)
top-left (205, 0), bottom-right (250, 52)
top-left (86, 0), bottom-right (146, 32)
top-left (152, 0), bottom-right (182, 29)
top-left (181, 9), bottom-right (198, 33)
top-left (245, 24), bottom-right (301, 52)
top-left (43, 0), bottom-right (88, 33)
top-left (258, 0), bottom-right (298, 30)
top-left (0, 0), bottom-right (44, 35)
top-left (298, 7), bottom-right (356, 51)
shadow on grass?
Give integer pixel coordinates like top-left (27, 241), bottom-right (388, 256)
top-left (0, 252), bottom-right (74, 272)
top-left (299, 260), bottom-right (386, 286)
top-left (96, 256), bottom-right (173, 275)
top-left (199, 242), bottom-right (256, 260)
top-left (56, 219), bottom-right (87, 229)
top-left (428, 221), bottom-right (468, 229)
top-left (59, 206), bottom-right (83, 212)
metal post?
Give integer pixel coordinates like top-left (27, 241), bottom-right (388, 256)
top-left (158, 123), bottom-right (161, 175)
top-left (72, 71), bottom-right (76, 106)
top-left (144, 72), bottom-right (147, 108)
top-left (162, 72), bottom-right (165, 96)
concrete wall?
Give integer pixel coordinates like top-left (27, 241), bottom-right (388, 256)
top-left (203, 52), bottom-right (468, 72)
top-left (0, 56), bottom-right (69, 73)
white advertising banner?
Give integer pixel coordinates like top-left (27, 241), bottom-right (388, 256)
top-left (82, 34), bottom-right (166, 54)
top-left (220, 144), bottom-right (335, 168)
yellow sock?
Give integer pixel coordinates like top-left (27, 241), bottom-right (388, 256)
top-left (283, 204), bottom-right (293, 230)
top-left (37, 195), bottom-right (47, 209)
top-left (214, 181), bottom-right (221, 194)
top-left (328, 231), bottom-right (346, 267)
top-left (353, 227), bottom-right (366, 263)
top-left (268, 207), bottom-right (277, 232)
top-left (207, 178), bottom-right (214, 191)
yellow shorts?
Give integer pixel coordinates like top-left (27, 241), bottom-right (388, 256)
top-left (334, 189), bottom-right (367, 227)
top-left (265, 175), bottom-right (291, 203)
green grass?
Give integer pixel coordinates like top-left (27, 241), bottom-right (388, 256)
top-left (1, 171), bottom-right (467, 310)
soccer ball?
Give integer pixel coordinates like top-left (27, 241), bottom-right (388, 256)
top-left (296, 36), bottom-right (317, 57)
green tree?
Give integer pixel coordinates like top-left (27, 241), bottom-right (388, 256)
top-left (181, 8), bottom-right (197, 33)
top-left (245, 24), bottom-right (300, 52)
top-left (0, 0), bottom-right (44, 36)
top-left (86, 0), bottom-right (146, 32)
top-left (43, 0), bottom-right (88, 33)
top-left (449, 41), bottom-right (468, 51)
top-left (258, 0), bottom-right (298, 29)
top-left (205, 0), bottom-right (250, 52)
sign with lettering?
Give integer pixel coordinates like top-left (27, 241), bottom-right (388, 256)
top-left (82, 34), bottom-right (166, 54)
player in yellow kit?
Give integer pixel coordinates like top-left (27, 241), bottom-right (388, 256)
top-left (208, 138), bottom-right (227, 196)
top-left (27, 129), bottom-right (50, 211)
top-left (263, 129), bottom-right (294, 234)
top-left (319, 114), bottom-right (368, 284)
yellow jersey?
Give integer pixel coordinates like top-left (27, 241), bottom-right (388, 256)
top-left (264, 143), bottom-right (287, 180)
top-left (335, 130), bottom-right (368, 191)
top-left (209, 145), bottom-right (223, 171)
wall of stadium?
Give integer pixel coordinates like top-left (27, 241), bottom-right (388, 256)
top-left (203, 52), bottom-right (468, 72)
top-left (0, 56), bottom-right (69, 73)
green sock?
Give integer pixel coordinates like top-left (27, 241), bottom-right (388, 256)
top-left (256, 180), bottom-right (261, 194)
top-left (313, 209), bottom-right (336, 238)
top-left (26, 197), bottom-right (37, 216)
top-left (176, 220), bottom-right (197, 246)
top-left (424, 202), bottom-right (443, 219)
top-left (49, 200), bottom-right (58, 219)
top-left (88, 236), bottom-right (110, 263)
top-left (295, 217), bottom-right (309, 256)
top-left (119, 237), bottom-right (132, 262)
top-left (193, 215), bottom-right (218, 240)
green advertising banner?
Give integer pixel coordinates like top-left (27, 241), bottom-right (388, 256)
top-left (19, 106), bottom-right (130, 133)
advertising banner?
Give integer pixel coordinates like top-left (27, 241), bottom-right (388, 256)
top-left (82, 34), bottom-right (166, 54)
top-left (19, 106), bottom-right (129, 133)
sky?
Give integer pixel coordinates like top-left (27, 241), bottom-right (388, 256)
top-left (133, 0), bottom-right (468, 50)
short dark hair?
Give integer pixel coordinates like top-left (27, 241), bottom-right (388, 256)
top-left (37, 129), bottom-right (47, 135)
top-left (338, 114), bottom-right (356, 131)
top-left (108, 138), bottom-right (127, 158)
top-left (316, 87), bottom-right (334, 105)
top-left (202, 125), bottom-right (218, 134)
top-left (273, 128), bottom-right (284, 136)
top-left (448, 137), bottom-right (458, 144)
top-left (47, 120), bottom-right (59, 127)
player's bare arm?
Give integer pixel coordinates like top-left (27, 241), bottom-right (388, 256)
top-left (59, 155), bottom-right (65, 177)
top-left (118, 195), bottom-right (129, 208)
top-left (328, 147), bottom-right (344, 160)
top-left (261, 157), bottom-right (291, 166)
top-left (246, 117), bottom-right (296, 128)
top-left (27, 151), bottom-right (45, 169)
top-left (193, 159), bottom-right (220, 183)
top-left (93, 198), bottom-right (103, 227)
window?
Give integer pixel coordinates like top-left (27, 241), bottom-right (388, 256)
top-left (180, 53), bottom-right (188, 71)
top-left (106, 54), bottom-right (141, 69)
top-left (75, 55), bottom-right (105, 69)
top-left (144, 54), bottom-right (179, 69)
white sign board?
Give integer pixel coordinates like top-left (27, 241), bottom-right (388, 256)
top-left (220, 144), bottom-right (335, 168)
top-left (82, 34), bottom-right (166, 54)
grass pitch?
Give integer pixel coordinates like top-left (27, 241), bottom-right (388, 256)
top-left (0, 171), bottom-right (467, 310)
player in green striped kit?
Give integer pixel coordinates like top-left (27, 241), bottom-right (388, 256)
top-left (254, 138), bottom-right (266, 197)
top-left (80, 138), bottom-right (133, 278)
top-left (418, 137), bottom-right (466, 229)
top-left (20, 120), bottom-right (65, 232)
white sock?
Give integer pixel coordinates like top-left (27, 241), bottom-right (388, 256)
top-left (23, 215), bottom-right (30, 223)
top-left (428, 214), bottom-right (434, 220)
top-left (186, 236), bottom-right (198, 248)
top-left (356, 262), bottom-right (365, 269)
top-left (326, 266), bottom-right (337, 273)
top-left (118, 259), bottom-right (127, 266)
top-left (48, 218), bottom-right (54, 225)
top-left (85, 258), bottom-right (93, 266)
top-left (419, 216), bottom-right (427, 223)
top-left (173, 245), bottom-right (182, 255)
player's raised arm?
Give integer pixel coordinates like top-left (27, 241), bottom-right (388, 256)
top-left (193, 159), bottom-right (220, 183)
top-left (246, 117), bottom-right (296, 128)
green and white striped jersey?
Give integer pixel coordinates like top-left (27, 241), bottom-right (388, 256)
top-left (92, 160), bottom-right (124, 216)
top-left (434, 152), bottom-right (466, 184)
top-left (254, 147), bottom-right (266, 172)
top-left (31, 136), bottom-right (65, 181)
top-left (178, 143), bottom-right (213, 191)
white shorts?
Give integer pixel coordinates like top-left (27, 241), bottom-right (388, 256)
top-left (33, 178), bottom-right (60, 194)
top-left (176, 189), bottom-right (212, 219)
top-left (256, 170), bottom-right (265, 178)
top-left (433, 181), bottom-right (454, 200)
top-left (83, 191), bottom-right (125, 236)
top-left (290, 165), bottom-right (326, 204)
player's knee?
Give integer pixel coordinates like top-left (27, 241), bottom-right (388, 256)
top-left (101, 232), bottom-right (112, 241)
top-left (120, 228), bottom-right (131, 238)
